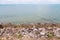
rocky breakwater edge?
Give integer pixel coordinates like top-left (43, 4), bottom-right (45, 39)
top-left (0, 23), bottom-right (60, 40)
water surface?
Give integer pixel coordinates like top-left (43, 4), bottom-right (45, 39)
top-left (0, 4), bottom-right (60, 23)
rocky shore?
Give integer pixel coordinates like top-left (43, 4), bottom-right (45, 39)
top-left (0, 23), bottom-right (60, 40)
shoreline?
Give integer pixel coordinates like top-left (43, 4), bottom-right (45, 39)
top-left (0, 22), bottom-right (60, 40)
top-left (0, 22), bottom-right (60, 28)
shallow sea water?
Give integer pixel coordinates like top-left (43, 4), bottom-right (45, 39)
top-left (0, 4), bottom-right (60, 24)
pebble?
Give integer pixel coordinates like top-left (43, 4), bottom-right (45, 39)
top-left (0, 27), bottom-right (60, 38)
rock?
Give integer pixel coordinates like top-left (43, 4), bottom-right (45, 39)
top-left (22, 35), bottom-right (37, 40)
top-left (37, 37), bottom-right (48, 40)
top-left (0, 28), bottom-right (5, 36)
top-left (27, 28), bottom-right (33, 33)
top-left (39, 28), bottom-right (46, 36)
top-left (22, 35), bottom-right (31, 40)
top-left (0, 24), bottom-right (3, 28)
top-left (53, 28), bottom-right (60, 37)
top-left (28, 32), bottom-right (35, 38)
top-left (3, 28), bottom-right (13, 36)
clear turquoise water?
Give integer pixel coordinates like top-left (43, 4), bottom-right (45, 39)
top-left (0, 4), bottom-right (60, 23)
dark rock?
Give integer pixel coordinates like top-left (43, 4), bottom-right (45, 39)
top-left (0, 24), bottom-right (3, 29)
top-left (27, 28), bottom-right (33, 33)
